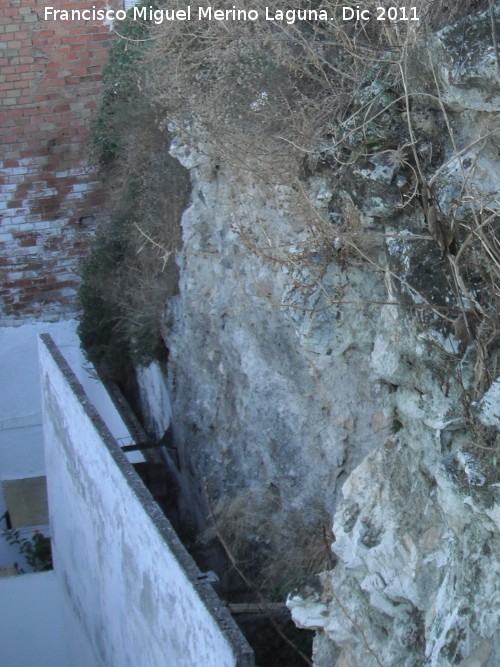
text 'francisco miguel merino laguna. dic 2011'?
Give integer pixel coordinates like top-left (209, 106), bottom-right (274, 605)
top-left (43, 5), bottom-right (420, 25)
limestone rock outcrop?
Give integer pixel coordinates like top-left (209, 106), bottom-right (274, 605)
top-left (155, 8), bottom-right (500, 666)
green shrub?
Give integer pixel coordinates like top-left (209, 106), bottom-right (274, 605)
top-left (78, 148), bottom-right (190, 376)
top-left (6, 529), bottom-right (53, 573)
top-left (79, 0), bottom-right (191, 378)
top-left (92, 0), bottom-right (154, 166)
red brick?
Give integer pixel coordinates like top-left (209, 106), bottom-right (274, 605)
top-left (1, 0), bottom-right (113, 319)
top-left (18, 236), bottom-right (38, 247)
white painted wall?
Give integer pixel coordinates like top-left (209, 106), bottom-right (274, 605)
top-left (0, 322), bottom-right (56, 479)
top-left (0, 570), bottom-right (99, 667)
top-left (0, 320), bottom-right (143, 570)
top-left (39, 335), bottom-right (253, 667)
top-left (0, 322), bottom-right (67, 570)
top-left (0, 320), bottom-right (142, 489)
top-left (0, 321), bottom-right (100, 664)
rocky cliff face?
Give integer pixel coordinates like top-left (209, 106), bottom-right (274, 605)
top-left (157, 9), bottom-right (500, 667)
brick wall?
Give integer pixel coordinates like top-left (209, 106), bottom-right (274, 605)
top-left (0, 1), bottom-right (118, 323)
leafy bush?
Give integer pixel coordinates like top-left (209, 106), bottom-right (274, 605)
top-left (79, 1), bottom-right (191, 378)
top-left (6, 529), bottom-right (53, 572)
top-left (92, 1), bottom-right (154, 166)
top-left (78, 144), bottom-right (190, 376)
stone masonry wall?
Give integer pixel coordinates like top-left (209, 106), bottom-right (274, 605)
top-left (0, 1), bottom-right (117, 323)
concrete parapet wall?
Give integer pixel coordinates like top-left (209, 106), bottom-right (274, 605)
top-left (39, 333), bottom-right (254, 667)
top-left (0, 570), bottom-right (98, 667)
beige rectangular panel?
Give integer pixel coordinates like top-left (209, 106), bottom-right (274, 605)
top-left (2, 476), bottom-right (49, 528)
top-left (0, 567), bottom-right (18, 578)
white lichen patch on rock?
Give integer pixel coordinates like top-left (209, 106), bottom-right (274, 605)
top-left (475, 377), bottom-right (500, 428)
top-left (431, 9), bottom-right (500, 112)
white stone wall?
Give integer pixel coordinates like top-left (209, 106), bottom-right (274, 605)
top-left (0, 322), bottom-right (66, 571)
top-left (39, 334), bottom-right (253, 667)
top-left (0, 323), bottom-right (50, 480)
top-left (0, 570), bottom-right (98, 667)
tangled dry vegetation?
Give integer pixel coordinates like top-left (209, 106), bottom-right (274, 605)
top-left (79, 121), bottom-right (190, 374)
top-left (207, 484), bottom-right (335, 598)
top-left (146, 0), bottom-right (483, 168)
top-left (142, 0), bottom-right (500, 414)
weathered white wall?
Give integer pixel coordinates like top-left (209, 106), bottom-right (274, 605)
top-left (0, 570), bottom-right (98, 667)
top-left (0, 321), bottom-right (70, 570)
top-left (39, 334), bottom-right (253, 667)
top-left (0, 320), bottom-right (144, 571)
top-left (0, 322), bottom-right (57, 479)
top-left (0, 320), bottom-right (121, 478)
top-left (0, 320), bottom-right (143, 485)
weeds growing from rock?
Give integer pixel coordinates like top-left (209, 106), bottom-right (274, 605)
top-left (79, 7), bottom-right (190, 376)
